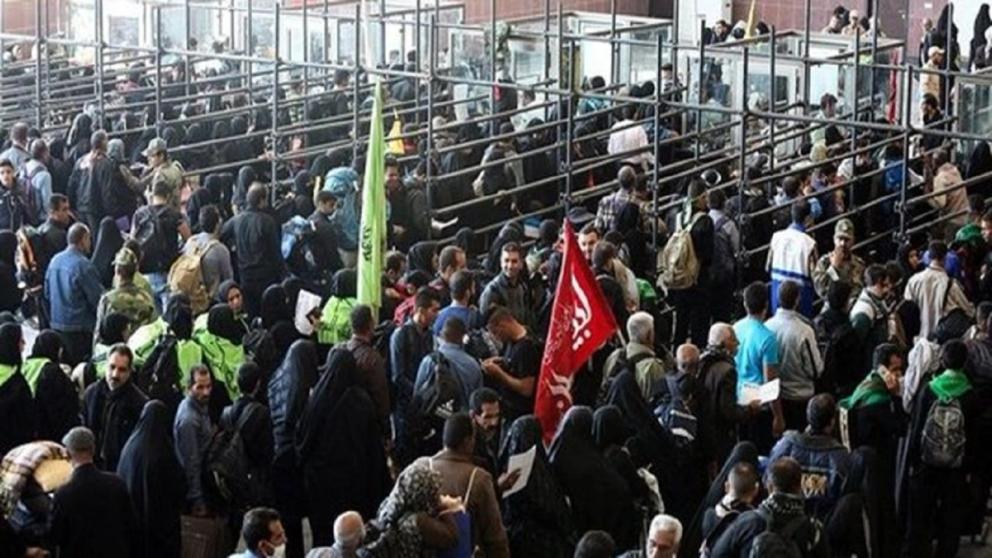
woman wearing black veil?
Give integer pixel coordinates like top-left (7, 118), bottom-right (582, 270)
top-left (89, 217), bottom-right (123, 289)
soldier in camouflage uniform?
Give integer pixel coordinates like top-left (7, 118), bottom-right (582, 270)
top-left (94, 247), bottom-right (157, 340)
top-left (813, 218), bottom-right (865, 307)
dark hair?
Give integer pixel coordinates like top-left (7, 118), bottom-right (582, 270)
top-left (791, 199), bottom-right (811, 224)
top-left (864, 263), bottom-right (888, 287)
top-left (707, 188), bottom-right (727, 211)
top-left (781, 176), bottom-right (801, 197)
top-left (439, 246), bottom-right (464, 273)
top-left (199, 205), bottom-right (221, 234)
top-left (441, 316), bottom-right (467, 344)
top-left (921, 93), bottom-right (939, 110)
top-left (237, 361), bottom-right (264, 395)
top-left (933, 148), bottom-right (950, 168)
top-left (442, 412), bottom-right (475, 450)
top-left (501, 241), bottom-right (523, 258)
top-left (450, 270), bottom-right (475, 300)
top-left (618, 166), bottom-right (637, 191)
top-left (242, 507), bottom-right (281, 551)
top-left (928, 239), bottom-right (948, 261)
top-left (413, 287), bottom-right (441, 311)
top-left (108, 343), bottom-right (133, 368)
top-left (826, 281), bottom-right (852, 311)
top-left (469, 387), bottom-right (500, 415)
top-left (188, 364), bottom-right (211, 388)
top-left (807, 393), bottom-right (837, 433)
top-left (574, 530), bottom-right (616, 558)
top-left (873, 343), bottom-right (902, 369)
top-left (940, 339), bottom-right (968, 370)
top-left (247, 183), bottom-right (268, 209)
top-left (729, 462), bottom-right (759, 496)
top-left (579, 222), bottom-right (600, 237)
top-left (316, 190), bottom-right (336, 205)
top-left (152, 179), bottom-right (172, 200)
top-left (385, 251), bottom-right (406, 274)
top-left (349, 304), bottom-right (375, 335)
top-left (767, 457), bottom-right (803, 494)
top-left (977, 301), bottom-right (992, 329)
top-left (48, 193), bottom-right (68, 213)
top-left (486, 306), bottom-right (516, 328)
top-left (0, 159), bottom-right (13, 171)
top-left (743, 282), bottom-right (769, 315)
top-left (777, 280), bottom-right (800, 311)
top-left (592, 241), bottom-right (617, 270)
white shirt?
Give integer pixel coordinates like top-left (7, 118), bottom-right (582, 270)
top-left (608, 120), bottom-right (654, 168)
top-left (765, 308), bottom-right (823, 400)
top-left (904, 264), bottom-right (974, 340)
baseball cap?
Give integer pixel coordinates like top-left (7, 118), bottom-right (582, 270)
top-left (113, 247), bottom-right (137, 267)
top-left (141, 137), bottom-right (167, 158)
top-left (834, 218), bottom-right (855, 239)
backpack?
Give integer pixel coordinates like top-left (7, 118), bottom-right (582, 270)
top-left (709, 215), bottom-right (737, 285)
top-left (167, 239), bottom-right (217, 315)
top-left (820, 321), bottom-right (864, 397)
top-left (748, 509), bottom-right (808, 558)
top-left (658, 212), bottom-right (705, 291)
top-left (16, 165), bottom-right (42, 224)
top-left (243, 327), bottom-right (278, 373)
top-left (134, 206), bottom-right (171, 271)
top-left (656, 373), bottom-right (699, 443)
top-left (408, 352), bottom-right (465, 456)
top-left (920, 396), bottom-right (967, 469)
top-left (136, 335), bottom-right (182, 416)
top-left (597, 350), bottom-right (653, 407)
top-left (701, 507), bottom-right (744, 557)
top-left (204, 402), bottom-right (268, 509)
top-left (935, 276), bottom-right (971, 342)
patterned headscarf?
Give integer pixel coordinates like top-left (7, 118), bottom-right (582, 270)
top-left (363, 463), bottom-right (442, 558)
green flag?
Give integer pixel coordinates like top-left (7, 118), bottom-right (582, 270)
top-left (358, 81), bottom-right (387, 314)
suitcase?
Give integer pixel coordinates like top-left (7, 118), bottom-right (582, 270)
top-left (181, 514), bottom-right (233, 558)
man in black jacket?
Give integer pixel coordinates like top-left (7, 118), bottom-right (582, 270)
top-left (221, 183), bottom-right (285, 317)
top-left (49, 426), bottom-right (138, 558)
top-left (670, 178), bottom-right (714, 345)
top-left (710, 457), bottom-right (829, 558)
top-left (698, 323), bottom-right (761, 473)
top-left (67, 130), bottom-right (112, 232)
top-left (81, 343), bottom-right (148, 471)
top-left (386, 156), bottom-right (428, 251)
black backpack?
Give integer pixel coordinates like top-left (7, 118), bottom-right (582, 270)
top-left (204, 402), bottom-right (269, 509)
top-left (407, 352), bottom-right (465, 456)
top-left (748, 509), bottom-right (808, 558)
top-left (133, 206), bottom-right (171, 272)
top-left (136, 335), bottom-right (182, 417)
top-left (597, 349), bottom-right (652, 407)
top-left (656, 373), bottom-right (699, 444)
top-left (820, 321), bottom-right (864, 397)
top-left (709, 215), bottom-right (737, 285)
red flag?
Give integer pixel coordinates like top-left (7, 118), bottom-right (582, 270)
top-left (534, 220), bottom-right (619, 442)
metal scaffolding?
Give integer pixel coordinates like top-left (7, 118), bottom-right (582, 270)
top-left (0, 0), bottom-right (987, 283)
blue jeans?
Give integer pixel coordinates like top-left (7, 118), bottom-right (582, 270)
top-left (145, 272), bottom-right (169, 315)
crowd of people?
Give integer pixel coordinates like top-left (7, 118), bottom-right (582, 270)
top-left (0, 13), bottom-right (988, 558)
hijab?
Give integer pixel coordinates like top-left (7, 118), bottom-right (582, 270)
top-left (363, 463), bottom-right (441, 558)
top-left (30, 331), bottom-right (63, 363)
top-left (260, 285), bottom-right (292, 328)
top-left (295, 348), bottom-right (361, 458)
top-left (966, 142), bottom-right (992, 187)
top-left (164, 293), bottom-right (193, 340)
top-left (293, 170), bottom-right (312, 198)
top-left (309, 155), bottom-right (332, 185)
top-left (333, 269), bottom-right (358, 298)
top-left (212, 121), bottom-right (230, 141)
top-left (605, 370), bottom-right (676, 467)
top-left (231, 116), bottom-right (248, 136)
top-left (207, 304), bottom-right (243, 345)
top-left (269, 340), bottom-right (320, 456)
top-left (0, 231), bottom-right (16, 268)
top-left (234, 166), bottom-right (256, 211)
top-left (454, 227), bottom-right (475, 256)
top-left (0, 323), bottom-right (22, 367)
top-left (99, 312), bottom-right (131, 345)
top-left (614, 202), bottom-right (647, 272)
top-left (185, 188), bottom-right (217, 231)
top-left (408, 242), bottom-right (438, 275)
top-left (107, 139), bottom-right (126, 164)
top-left (66, 113), bottom-right (92, 149)
top-left (592, 405), bottom-right (629, 452)
top-left (89, 217), bottom-right (123, 289)
top-left (215, 280), bottom-right (241, 306)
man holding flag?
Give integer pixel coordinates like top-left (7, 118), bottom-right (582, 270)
top-left (534, 220), bottom-right (620, 441)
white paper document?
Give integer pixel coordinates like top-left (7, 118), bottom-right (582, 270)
top-left (502, 445), bottom-right (537, 498)
top-left (294, 290), bottom-right (323, 335)
top-left (738, 379), bottom-right (781, 406)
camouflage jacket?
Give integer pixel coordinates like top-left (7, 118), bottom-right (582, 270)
top-left (95, 282), bottom-right (157, 337)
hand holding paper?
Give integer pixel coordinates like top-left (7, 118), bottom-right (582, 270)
top-left (502, 445), bottom-right (536, 498)
top-left (738, 378), bottom-right (780, 406)
top-left (294, 290), bottom-right (324, 335)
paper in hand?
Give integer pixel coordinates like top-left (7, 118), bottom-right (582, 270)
top-left (294, 289), bottom-right (323, 335)
top-left (502, 445), bottom-right (537, 498)
top-left (738, 378), bottom-right (780, 406)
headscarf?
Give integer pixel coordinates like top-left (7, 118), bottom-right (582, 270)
top-left (66, 113), bottom-right (92, 149)
top-left (185, 187), bottom-right (217, 231)
top-left (164, 293), bottom-right (193, 340)
top-left (282, 277), bottom-right (304, 314)
top-left (363, 463), bottom-right (441, 558)
top-left (309, 155), bottom-right (332, 186)
top-left (260, 285), bottom-right (292, 329)
top-left (333, 269), bottom-right (358, 298)
top-left (499, 415), bottom-right (575, 556)
top-left (269, 340), bottom-right (320, 457)
top-left (184, 122), bottom-right (207, 145)
top-left (212, 121), bottom-right (230, 141)
top-left (295, 348), bottom-right (362, 457)
top-left (234, 166), bottom-right (256, 211)
top-left (605, 370), bottom-right (676, 467)
top-left (89, 217), bottom-right (123, 288)
top-left (116, 400), bottom-right (185, 558)
top-left (454, 227), bottom-right (475, 257)
top-left (161, 127), bottom-right (178, 148)
top-left (207, 304), bottom-right (243, 345)
top-left (408, 241), bottom-right (438, 275)
top-left (613, 202), bottom-right (647, 272)
top-left (99, 312), bottom-right (131, 345)
top-left (215, 280), bottom-right (241, 306)
top-left (231, 116), bottom-right (248, 136)
top-left (592, 405), bottom-right (629, 451)
top-left (548, 406), bottom-right (634, 538)
top-left (293, 170), bottom-right (312, 198)
top-left (974, 5), bottom-right (991, 49)
top-left (0, 231), bottom-right (16, 268)
top-left (30, 330), bottom-right (63, 363)
top-left (966, 142), bottom-right (992, 190)
top-left (0, 323), bottom-right (23, 367)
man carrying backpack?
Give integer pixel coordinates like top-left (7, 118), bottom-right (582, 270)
top-left (710, 457), bottom-right (829, 558)
top-left (707, 188), bottom-right (740, 324)
top-left (601, 312), bottom-right (668, 402)
top-left (131, 179), bottom-right (191, 314)
top-left (664, 179), bottom-right (714, 345)
top-left (903, 339), bottom-right (977, 558)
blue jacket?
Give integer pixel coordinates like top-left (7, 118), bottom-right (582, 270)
top-left (769, 430), bottom-right (851, 521)
top-left (45, 246), bottom-right (104, 331)
top-left (173, 396), bottom-right (212, 506)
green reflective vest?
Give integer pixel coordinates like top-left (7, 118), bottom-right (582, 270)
top-left (21, 357), bottom-right (50, 396)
